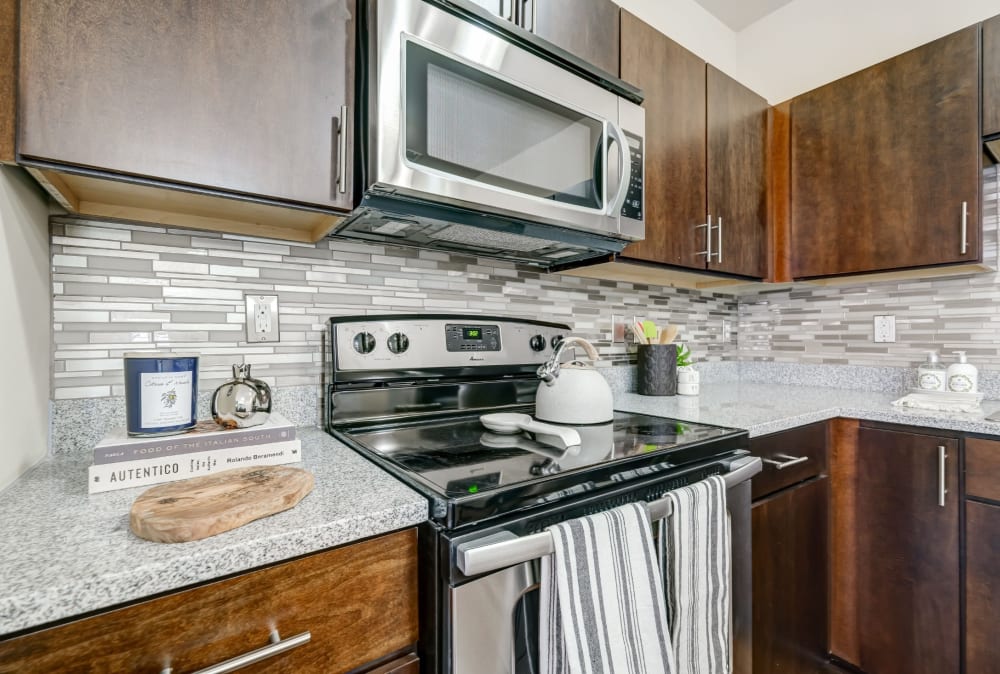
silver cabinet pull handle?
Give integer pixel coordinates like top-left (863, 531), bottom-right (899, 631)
top-left (501, 0), bottom-right (513, 21)
top-left (938, 445), bottom-right (948, 507)
top-left (960, 201), bottom-right (968, 255)
top-left (696, 214), bottom-right (712, 259)
top-left (761, 454), bottom-right (809, 470)
top-left (161, 629), bottom-right (311, 674)
top-left (715, 216), bottom-right (723, 263)
top-left (336, 105), bottom-right (349, 194)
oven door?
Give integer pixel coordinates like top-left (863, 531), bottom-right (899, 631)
top-left (368, 0), bottom-right (638, 239)
top-left (446, 455), bottom-right (759, 674)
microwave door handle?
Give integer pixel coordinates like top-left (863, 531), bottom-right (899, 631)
top-left (606, 121), bottom-right (632, 217)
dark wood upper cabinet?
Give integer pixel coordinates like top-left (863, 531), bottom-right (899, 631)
top-left (619, 11), bottom-right (706, 269)
top-left (0, 0), bottom-right (14, 164)
top-left (790, 26), bottom-right (981, 278)
top-left (966, 500), bottom-right (1000, 674)
top-left (531, 0), bottom-right (620, 76)
top-left (18, 0), bottom-right (354, 212)
top-left (985, 14), bottom-right (1000, 138)
top-left (707, 65), bottom-right (767, 278)
top-left (468, 0), bottom-right (620, 76)
top-left (854, 427), bottom-right (960, 674)
top-left (617, 18), bottom-right (766, 278)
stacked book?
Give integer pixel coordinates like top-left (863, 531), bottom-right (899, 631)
top-left (88, 412), bottom-right (300, 494)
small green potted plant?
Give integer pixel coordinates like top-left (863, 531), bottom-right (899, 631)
top-left (676, 344), bottom-right (700, 395)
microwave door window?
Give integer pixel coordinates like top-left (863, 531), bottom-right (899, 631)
top-left (405, 41), bottom-right (605, 210)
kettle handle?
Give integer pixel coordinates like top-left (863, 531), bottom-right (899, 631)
top-left (537, 337), bottom-right (600, 384)
top-left (553, 337), bottom-right (600, 363)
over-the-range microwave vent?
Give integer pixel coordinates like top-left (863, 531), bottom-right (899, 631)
top-left (331, 192), bottom-right (626, 270)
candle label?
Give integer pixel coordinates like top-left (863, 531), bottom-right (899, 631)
top-left (140, 371), bottom-right (193, 427)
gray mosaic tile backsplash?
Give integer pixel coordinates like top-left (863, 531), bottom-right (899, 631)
top-left (50, 217), bottom-right (737, 399)
top-left (47, 162), bottom-right (1000, 401)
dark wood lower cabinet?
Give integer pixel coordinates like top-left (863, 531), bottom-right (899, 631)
top-left (966, 499), bottom-right (1000, 674)
top-left (854, 427), bottom-right (960, 674)
top-left (753, 477), bottom-right (829, 674)
top-left (0, 529), bottom-right (418, 674)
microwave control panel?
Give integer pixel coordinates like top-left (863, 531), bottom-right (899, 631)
top-left (621, 133), bottom-right (644, 222)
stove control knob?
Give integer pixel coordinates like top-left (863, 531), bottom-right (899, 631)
top-left (551, 335), bottom-right (564, 349)
top-left (387, 332), bottom-right (410, 354)
top-left (352, 332), bottom-right (376, 355)
top-left (529, 334), bottom-right (546, 352)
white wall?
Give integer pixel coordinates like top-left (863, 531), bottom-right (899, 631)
top-left (0, 166), bottom-right (51, 491)
top-left (619, 0), bottom-right (999, 104)
top-left (735, 0), bottom-right (1000, 103)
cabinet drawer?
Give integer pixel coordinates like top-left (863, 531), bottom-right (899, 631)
top-left (750, 422), bottom-right (828, 500)
top-left (966, 437), bottom-right (1000, 502)
top-left (0, 529), bottom-right (418, 674)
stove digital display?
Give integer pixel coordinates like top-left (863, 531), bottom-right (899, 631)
top-left (446, 323), bottom-right (500, 351)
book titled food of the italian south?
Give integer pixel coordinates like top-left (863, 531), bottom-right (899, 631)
top-left (92, 412), bottom-right (295, 464)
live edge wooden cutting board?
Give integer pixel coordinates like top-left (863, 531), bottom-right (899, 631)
top-left (130, 466), bottom-right (314, 543)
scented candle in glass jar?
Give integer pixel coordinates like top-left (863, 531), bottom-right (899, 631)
top-left (123, 353), bottom-right (199, 436)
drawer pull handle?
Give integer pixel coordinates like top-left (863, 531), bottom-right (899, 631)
top-left (762, 454), bottom-right (810, 470)
top-left (161, 629), bottom-right (311, 674)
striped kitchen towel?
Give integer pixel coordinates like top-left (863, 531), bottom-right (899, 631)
top-left (663, 475), bottom-right (731, 674)
top-left (539, 502), bottom-right (677, 674)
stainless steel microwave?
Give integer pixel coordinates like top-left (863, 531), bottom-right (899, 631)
top-left (334, 0), bottom-right (645, 269)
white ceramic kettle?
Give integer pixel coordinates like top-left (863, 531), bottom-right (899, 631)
top-left (535, 337), bottom-right (614, 425)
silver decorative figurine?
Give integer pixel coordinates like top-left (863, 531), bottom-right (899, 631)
top-left (212, 364), bottom-right (272, 429)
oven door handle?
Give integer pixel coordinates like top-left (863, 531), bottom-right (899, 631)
top-left (456, 455), bottom-right (762, 577)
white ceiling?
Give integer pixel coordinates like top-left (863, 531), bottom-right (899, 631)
top-left (693, 0), bottom-right (795, 31)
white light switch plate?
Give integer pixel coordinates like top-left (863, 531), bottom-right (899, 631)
top-left (873, 315), bottom-right (896, 343)
top-left (245, 295), bottom-right (280, 343)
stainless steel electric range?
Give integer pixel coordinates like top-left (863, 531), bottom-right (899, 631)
top-left (325, 315), bottom-right (760, 674)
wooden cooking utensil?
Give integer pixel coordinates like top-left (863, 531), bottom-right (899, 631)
top-left (130, 465), bottom-right (314, 543)
top-left (660, 325), bottom-right (679, 344)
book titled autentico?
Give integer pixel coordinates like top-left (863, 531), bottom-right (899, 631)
top-left (88, 440), bottom-right (302, 494)
top-left (92, 412), bottom-right (295, 465)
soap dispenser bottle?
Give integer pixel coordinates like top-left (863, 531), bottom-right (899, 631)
top-left (917, 351), bottom-right (947, 392)
top-left (947, 351), bottom-right (979, 393)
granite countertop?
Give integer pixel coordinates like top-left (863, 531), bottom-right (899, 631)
top-left (614, 383), bottom-right (1000, 437)
top-left (5, 380), bottom-right (1000, 638)
top-left (0, 427), bottom-right (428, 636)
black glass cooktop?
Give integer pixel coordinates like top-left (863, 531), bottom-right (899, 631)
top-left (339, 408), bottom-right (747, 527)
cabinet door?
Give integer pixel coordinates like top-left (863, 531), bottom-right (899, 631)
top-left (985, 14), bottom-right (1000, 138)
top-left (855, 428), bottom-right (960, 674)
top-left (752, 477), bottom-right (829, 674)
top-left (790, 26), bottom-right (981, 278)
top-left (18, 0), bottom-right (354, 211)
top-left (707, 65), bottom-right (767, 279)
top-left (531, 0), bottom-right (620, 76)
top-left (966, 500), bottom-right (1000, 674)
top-left (619, 12), bottom-right (706, 269)
top-left (0, 0), bottom-right (13, 163)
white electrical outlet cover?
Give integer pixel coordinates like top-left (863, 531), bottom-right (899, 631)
top-left (873, 315), bottom-right (896, 343)
top-left (245, 295), bottom-right (280, 343)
